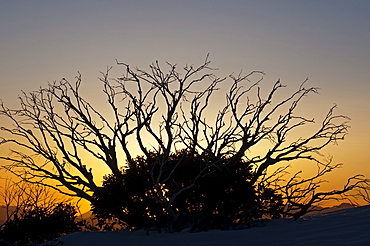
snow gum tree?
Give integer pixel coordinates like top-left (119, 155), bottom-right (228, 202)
top-left (1, 56), bottom-right (369, 231)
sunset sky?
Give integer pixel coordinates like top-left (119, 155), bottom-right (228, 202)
top-left (1, 0), bottom-right (370, 206)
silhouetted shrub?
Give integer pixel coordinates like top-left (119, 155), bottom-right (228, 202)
top-left (92, 150), bottom-right (284, 232)
top-left (0, 202), bottom-right (81, 245)
top-left (92, 154), bottom-right (166, 231)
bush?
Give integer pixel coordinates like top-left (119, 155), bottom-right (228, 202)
top-left (0, 202), bottom-right (81, 245)
top-left (92, 150), bottom-right (284, 232)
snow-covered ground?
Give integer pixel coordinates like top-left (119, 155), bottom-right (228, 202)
top-left (56, 205), bottom-right (370, 246)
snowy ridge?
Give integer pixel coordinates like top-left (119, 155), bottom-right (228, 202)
top-left (55, 205), bottom-right (370, 246)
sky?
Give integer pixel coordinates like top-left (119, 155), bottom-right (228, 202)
top-left (0, 0), bottom-right (370, 206)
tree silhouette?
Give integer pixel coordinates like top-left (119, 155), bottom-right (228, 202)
top-left (0, 181), bottom-right (81, 245)
top-left (0, 202), bottom-right (80, 245)
top-left (0, 56), bottom-right (368, 230)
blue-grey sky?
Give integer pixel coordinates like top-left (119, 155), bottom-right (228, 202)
top-left (1, 0), bottom-right (370, 191)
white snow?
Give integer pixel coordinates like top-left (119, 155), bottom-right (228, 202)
top-left (55, 205), bottom-right (370, 246)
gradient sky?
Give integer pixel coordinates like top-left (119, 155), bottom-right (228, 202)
top-left (1, 0), bottom-right (370, 202)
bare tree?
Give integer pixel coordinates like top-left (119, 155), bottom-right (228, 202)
top-left (259, 160), bottom-right (370, 220)
top-left (0, 56), bottom-right (368, 223)
top-left (0, 179), bottom-right (69, 229)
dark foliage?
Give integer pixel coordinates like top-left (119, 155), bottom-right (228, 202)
top-left (92, 150), bottom-right (284, 232)
top-left (0, 203), bottom-right (81, 245)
